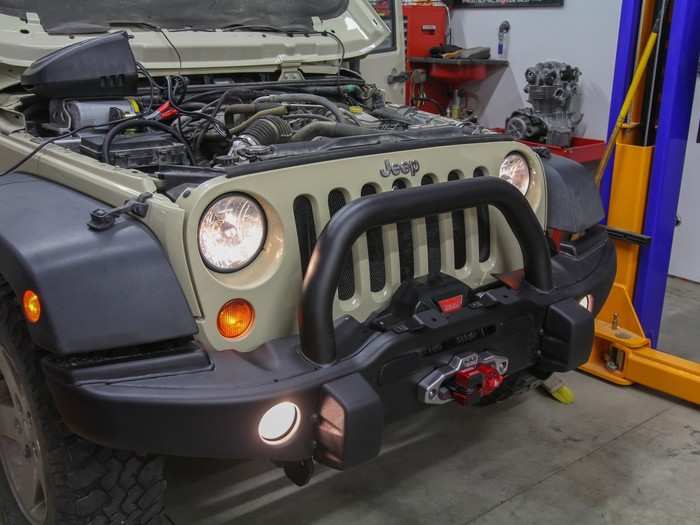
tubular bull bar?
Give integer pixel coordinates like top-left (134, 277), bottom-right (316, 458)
top-left (301, 177), bottom-right (553, 365)
top-left (43, 177), bottom-right (616, 477)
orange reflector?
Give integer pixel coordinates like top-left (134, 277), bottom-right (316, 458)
top-left (22, 290), bottom-right (41, 324)
top-left (217, 299), bottom-right (254, 339)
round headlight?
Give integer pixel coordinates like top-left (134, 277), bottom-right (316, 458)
top-left (499, 153), bottom-right (531, 195)
top-left (199, 194), bottom-right (267, 272)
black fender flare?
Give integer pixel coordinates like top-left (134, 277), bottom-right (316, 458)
top-left (0, 173), bottom-right (196, 355)
top-left (541, 155), bottom-right (605, 233)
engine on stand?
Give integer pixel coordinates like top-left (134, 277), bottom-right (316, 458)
top-left (506, 61), bottom-right (583, 147)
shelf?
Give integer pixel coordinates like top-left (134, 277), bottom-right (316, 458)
top-left (408, 57), bottom-right (509, 84)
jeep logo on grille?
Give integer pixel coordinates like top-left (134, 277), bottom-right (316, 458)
top-left (380, 159), bottom-right (421, 178)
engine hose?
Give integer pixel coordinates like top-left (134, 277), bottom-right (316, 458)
top-left (178, 102), bottom-right (207, 111)
top-left (223, 102), bottom-right (280, 127)
top-left (370, 106), bottom-right (416, 126)
top-left (228, 106), bottom-right (289, 135)
top-left (194, 92), bottom-right (238, 161)
top-left (339, 107), bottom-right (362, 126)
top-left (284, 113), bottom-right (335, 122)
top-left (253, 94), bottom-right (345, 123)
top-left (101, 119), bottom-right (195, 166)
top-left (223, 103), bottom-right (258, 116)
top-left (241, 116), bottom-right (294, 145)
top-left (290, 122), bottom-right (381, 143)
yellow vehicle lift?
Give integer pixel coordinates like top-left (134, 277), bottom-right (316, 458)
top-left (582, 0), bottom-right (700, 405)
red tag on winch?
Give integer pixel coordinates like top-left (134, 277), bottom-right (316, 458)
top-left (437, 294), bottom-right (463, 314)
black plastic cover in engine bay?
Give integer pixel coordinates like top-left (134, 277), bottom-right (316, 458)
top-left (80, 132), bottom-right (188, 170)
top-left (21, 32), bottom-right (137, 99)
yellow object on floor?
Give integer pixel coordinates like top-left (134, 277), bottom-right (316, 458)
top-left (542, 375), bottom-right (575, 405)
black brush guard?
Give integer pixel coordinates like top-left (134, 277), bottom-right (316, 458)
top-left (300, 177), bottom-right (553, 365)
top-left (44, 177), bottom-right (616, 469)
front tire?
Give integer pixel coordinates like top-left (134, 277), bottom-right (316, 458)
top-left (0, 280), bottom-right (166, 525)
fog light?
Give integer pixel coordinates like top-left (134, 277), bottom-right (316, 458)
top-left (22, 290), bottom-right (41, 324)
top-left (579, 295), bottom-right (594, 312)
top-left (258, 402), bottom-right (300, 445)
top-left (217, 299), bottom-right (254, 338)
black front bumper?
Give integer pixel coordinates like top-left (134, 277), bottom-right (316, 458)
top-left (44, 179), bottom-right (616, 469)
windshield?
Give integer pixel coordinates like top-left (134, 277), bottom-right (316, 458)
top-left (0, 0), bottom-right (349, 34)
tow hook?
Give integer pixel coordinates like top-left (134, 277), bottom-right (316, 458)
top-left (279, 458), bottom-right (315, 487)
top-left (417, 352), bottom-right (508, 406)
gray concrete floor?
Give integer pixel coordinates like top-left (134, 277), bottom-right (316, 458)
top-left (660, 276), bottom-right (700, 361)
top-left (166, 278), bottom-right (700, 525)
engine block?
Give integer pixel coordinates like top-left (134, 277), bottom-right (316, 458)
top-left (506, 61), bottom-right (583, 147)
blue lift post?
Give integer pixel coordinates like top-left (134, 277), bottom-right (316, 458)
top-left (600, 0), bottom-right (643, 218)
top-left (582, 0), bottom-right (700, 405)
top-left (633, 0), bottom-right (700, 346)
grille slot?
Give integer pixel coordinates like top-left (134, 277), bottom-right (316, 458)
top-left (361, 184), bottom-right (387, 292)
top-left (392, 179), bottom-right (415, 282)
top-left (474, 167), bottom-right (491, 262)
top-left (421, 175), bottom-right (441, 274)
top-left (328, 189), bottom-right (356, 300)
top-left (293, 195), bottom-right (316, 276)
top-left (448, 171), bottom-right (468, 269)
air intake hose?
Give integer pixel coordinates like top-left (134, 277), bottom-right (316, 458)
top-left (240, 116), bottom-right (293, 146)
top-left (291, 122), bottom-right (382, 143)
top-left (254, 94), bottom-right (345, 123)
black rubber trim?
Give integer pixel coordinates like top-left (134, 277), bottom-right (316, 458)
top-left (300, 176), bottom-right (553, 365)
top-left (225, 133), bottom-right (512, 179)
top-left (0, 173), bottom-right (196, 354)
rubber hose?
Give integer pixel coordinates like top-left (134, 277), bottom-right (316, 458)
top-left (284, 113), bottom-right (335, 122)
top-left (241, 116), bottom-right (294, 145)
top-left (101, 119), bottom-right (195, 166)
top-left (291, 122), bottom-right (381, 143)
top-left (223, 102), bottom-right (286, 123)
top-left (223, 103), bottom-right (258, 116)
top-left (254, 94), bottom-right (345, 123)
top-left (228, 106), bottom-right (289, 135)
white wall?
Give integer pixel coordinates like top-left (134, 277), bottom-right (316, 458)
top-left (451, 0), bottom-right (623, 139)
top-left (669, 70), bottom-right (700, 283)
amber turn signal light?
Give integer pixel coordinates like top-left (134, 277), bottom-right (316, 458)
top-left (217, 299), bottom-right (254, 338)
top-left (22, 290), bottom-right (41, 324)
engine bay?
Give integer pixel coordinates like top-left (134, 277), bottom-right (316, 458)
top-left (16, 32), bottom-right (489, 195)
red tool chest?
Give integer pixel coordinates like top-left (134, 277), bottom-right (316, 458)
top-left (403, 3), bottom-right (449, 58)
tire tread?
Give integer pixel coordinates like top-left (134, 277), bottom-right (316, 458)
top-left (0, 277), bottom-right (165, 525)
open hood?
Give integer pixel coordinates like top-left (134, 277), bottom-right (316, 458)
top-left (0, 0), bottom-right (389, 73)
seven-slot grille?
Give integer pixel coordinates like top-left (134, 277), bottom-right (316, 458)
top-left (293, 170), bottom-right (494, 312)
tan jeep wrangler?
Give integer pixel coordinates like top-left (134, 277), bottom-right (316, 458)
top-left (0, 1), bottom-right (615, 523)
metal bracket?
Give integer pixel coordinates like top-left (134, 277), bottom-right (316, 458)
top-left (387, 69), bottom-right (410, 85)
top-left (606, 227), bottom-right (652, 246)
top-left (582, 284), bottom-right (700, 405)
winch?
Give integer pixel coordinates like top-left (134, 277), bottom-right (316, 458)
top-left (418, 351), bottom-right (509, 406)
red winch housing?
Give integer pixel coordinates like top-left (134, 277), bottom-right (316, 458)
top-left (450, 364), bottom-right (505, 405)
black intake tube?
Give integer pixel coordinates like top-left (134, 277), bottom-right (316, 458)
top-left (291, 122), bottom-right (381, 142)
top-left (300, 177), bottom-right (553, 365)
top-left (241, 116), bottom-right (293, 145)
top-left (254, 93), bottom-right (345, 123)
